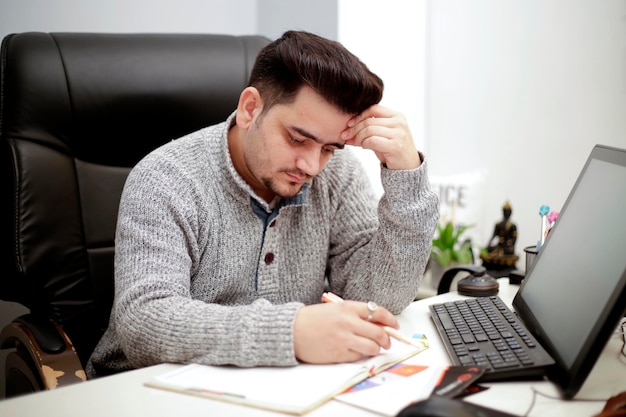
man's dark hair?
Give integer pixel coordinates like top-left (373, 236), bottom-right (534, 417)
top-left (248, 30), bottom-right (384, 115)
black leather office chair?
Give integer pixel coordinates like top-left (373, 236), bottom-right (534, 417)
top-left (0, 32), bottom-right (270, 397)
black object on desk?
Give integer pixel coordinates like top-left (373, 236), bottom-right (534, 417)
top-left (438, 265), bottom-right (499, 297)
top-left (396, 396), bottom-right (518, 417)
top-left (507, 269), bottom-right (525, 285)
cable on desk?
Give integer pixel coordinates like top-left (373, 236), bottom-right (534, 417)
top-left (523, 320), bottom-right (626, 416)
top-left (522, 387), bottom-right (607, 417)
top-left (521, 387), bottom-right (539, 417)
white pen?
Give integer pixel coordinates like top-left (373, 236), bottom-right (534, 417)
top-left (321, 292), bottom-right (423, 348)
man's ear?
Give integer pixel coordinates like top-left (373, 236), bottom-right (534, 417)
top-left (235, 87), bottom-right (263, 129)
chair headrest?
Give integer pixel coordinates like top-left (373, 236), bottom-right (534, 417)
top-left (1, 32), bottom-right (270, 167)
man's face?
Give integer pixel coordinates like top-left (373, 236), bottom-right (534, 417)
top-left (239, 87), bottom-right (351, 201)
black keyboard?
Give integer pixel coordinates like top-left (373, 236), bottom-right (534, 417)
top-left (430, 296), bottom-right (555, 381)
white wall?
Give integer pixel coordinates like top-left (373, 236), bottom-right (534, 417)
top-left (337, 0), bottom-right (626, 262)
top-left (0, 0), bottom-right (257, 38)
top-left (338, 0), bottom-right (428, 198)
top-left (258, 0), bottom-right (338, 41)
top-left (426, 0), bottom-right (626, 254)
top-left (0, 0), bottom-right (339, 44)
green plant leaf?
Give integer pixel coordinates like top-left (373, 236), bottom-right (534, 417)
top-left (431, 247), bottom-right (452, 267)
top-left (454, 241), bottom-right (474, 264)
top-left (431, 221), bottom-right (475, 267)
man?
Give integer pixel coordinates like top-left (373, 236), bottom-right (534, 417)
top-left (87, 30), bottom-right (439, 377)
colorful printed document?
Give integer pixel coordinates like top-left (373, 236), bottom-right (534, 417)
top-left (334, 363), bottom-right (444, 416)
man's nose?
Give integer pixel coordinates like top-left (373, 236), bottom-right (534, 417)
top-left (295, 148), bottom-right (321, 177)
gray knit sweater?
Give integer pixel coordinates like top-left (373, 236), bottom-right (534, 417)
top-left (86, 112), bottom-right (439, 377)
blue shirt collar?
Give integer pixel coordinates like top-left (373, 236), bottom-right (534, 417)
top-left (250, 183), bottom-right (309, 223)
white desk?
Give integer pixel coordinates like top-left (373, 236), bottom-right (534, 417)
top-left (1, 279), bottom-right (624, 417)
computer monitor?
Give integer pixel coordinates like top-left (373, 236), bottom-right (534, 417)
top-left (513, 144), bottom-right (626, 398)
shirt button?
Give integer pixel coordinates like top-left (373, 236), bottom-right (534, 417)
top-left (264, 252), bottom-right (275, 264)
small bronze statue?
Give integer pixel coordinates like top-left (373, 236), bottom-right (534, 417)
top-left (480, 201), bottom-right (519, 276)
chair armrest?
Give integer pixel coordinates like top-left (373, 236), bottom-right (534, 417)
top-left (0, 314), bottom-right (86, 391)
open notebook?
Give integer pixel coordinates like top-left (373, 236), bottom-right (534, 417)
top-left (145, 335), bottom-right (428, 415)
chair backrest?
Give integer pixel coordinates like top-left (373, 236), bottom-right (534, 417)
top-left (0, 32), bottom-right (270, 366)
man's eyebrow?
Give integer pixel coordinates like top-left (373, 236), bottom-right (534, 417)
top-left (291, 126), bottom-right (345, 149)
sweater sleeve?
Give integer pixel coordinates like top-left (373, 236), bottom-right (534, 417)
top-left (326, 153), bottom-right (439, 314)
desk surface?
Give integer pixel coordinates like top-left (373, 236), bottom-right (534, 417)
top-left (1, 279), bottom-right (624, 417)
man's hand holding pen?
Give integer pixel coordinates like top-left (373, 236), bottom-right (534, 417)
top-left (292, 295), bottom-right (399, 364)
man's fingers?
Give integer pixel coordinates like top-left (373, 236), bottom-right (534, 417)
top-left (347, 104), bottom-right (394, 127)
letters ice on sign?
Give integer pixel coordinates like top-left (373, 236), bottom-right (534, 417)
top-left (429, 170), bottom-right (487, 244)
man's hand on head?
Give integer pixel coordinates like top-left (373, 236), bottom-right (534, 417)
top-left (341, 105), bottom-right (422, 170)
